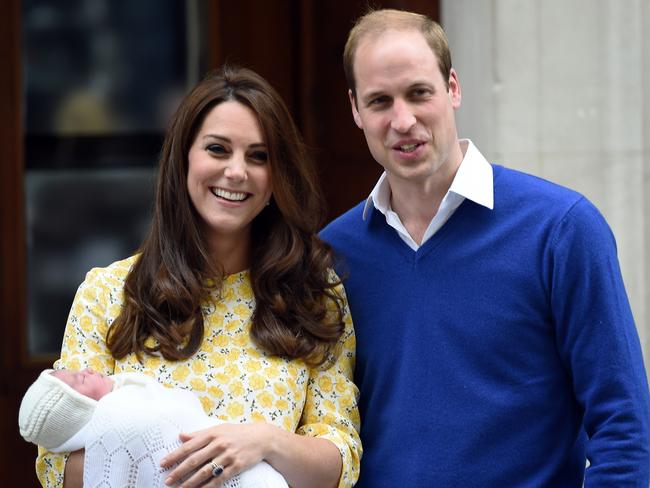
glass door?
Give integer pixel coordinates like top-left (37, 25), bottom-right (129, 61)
top-left (22, 0), bottom-right (210, 356)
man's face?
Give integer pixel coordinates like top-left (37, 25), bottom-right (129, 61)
top-left (349, 28), bottom-right (462, 187)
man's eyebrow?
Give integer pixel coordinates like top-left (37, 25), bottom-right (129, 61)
top-left (409, 82), bottom-right (436, 92)
top-left (360, 91), bottom-right (388, 104)
top-left (361, 80), bottom-right (436, 100)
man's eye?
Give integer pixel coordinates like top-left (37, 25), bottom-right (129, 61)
top-left (369, 97), bottom-right (388, 106)
top-left (412, 88), bottom-right (431, 98)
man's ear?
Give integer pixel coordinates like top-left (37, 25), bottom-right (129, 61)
top-left (448, 68), bottom-right (462, 109)
top-left (349, 89), bottom-right (363, 129)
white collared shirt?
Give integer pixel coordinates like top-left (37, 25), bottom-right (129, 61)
top-left (362, 139), bottom-right (494, 251)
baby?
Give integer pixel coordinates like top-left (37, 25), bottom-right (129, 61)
top-left (19, 368), bottom-right (288, 488)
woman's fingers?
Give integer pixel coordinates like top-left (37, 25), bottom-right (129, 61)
top-left (161, 424), bottom-right (266, 486)
top-left (164, 429), bottom-right (220, 466)
top-left (173, 458), bottom-right (224, 487)
top-left (171, 456), bottom-right (243, 488)
top-left (161, 434), bottom-right (214, 484)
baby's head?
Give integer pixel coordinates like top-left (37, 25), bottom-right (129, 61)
top-left (18, 368), bottom-right (114, 449)
top-left (51, 368), bottom-right (114, 400)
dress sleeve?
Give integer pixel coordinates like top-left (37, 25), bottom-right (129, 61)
top-left (296, 280), bottom-right (362, 488)
top-left (549, 198), bottom-right (650, 486)
top-left (36, 266), bottom-right (118, 487)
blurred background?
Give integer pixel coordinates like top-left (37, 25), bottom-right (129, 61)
top-left (1, 0), bottom-right (649, 483)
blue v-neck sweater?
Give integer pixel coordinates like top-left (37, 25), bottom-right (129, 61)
top-left (321, 165), bottom-right (650, 487)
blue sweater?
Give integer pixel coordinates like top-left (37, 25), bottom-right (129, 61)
top-left (321, 165), bottom-right (650, 487)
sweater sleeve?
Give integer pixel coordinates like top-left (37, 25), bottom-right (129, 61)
top-left (295, 281), bottom-right (362, 488)
top-left (549, 198), bottom-right (650, 486)
top-left (36, 265), bottom-right (120, 487)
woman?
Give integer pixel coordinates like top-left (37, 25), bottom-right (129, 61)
top-left (36, 65), bottom-right (360, 488)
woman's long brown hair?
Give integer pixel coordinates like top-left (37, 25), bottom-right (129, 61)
top-left (107, 65), bottom-right (345, 366)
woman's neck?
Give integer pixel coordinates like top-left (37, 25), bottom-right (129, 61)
top-left (207, 231), bottom-right (251, 275)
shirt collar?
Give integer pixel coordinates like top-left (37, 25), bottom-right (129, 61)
top-left (362, 139), bottom-right (494, 220)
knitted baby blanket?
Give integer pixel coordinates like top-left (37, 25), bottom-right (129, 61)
top-left (56, 372), bottom-right (288, 488)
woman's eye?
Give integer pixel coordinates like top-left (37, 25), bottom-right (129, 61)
top-left (206, 144), bottom-right (226, 155)
top-left (250, 151), bottom-right (268, 162)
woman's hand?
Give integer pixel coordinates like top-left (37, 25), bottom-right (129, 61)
top-left (63, 449), bottom-right (84, 488)
top-left (160, 423), bottom-right (276, 487)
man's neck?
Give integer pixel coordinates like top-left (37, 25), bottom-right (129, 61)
top-left (388, 179), bottom-right (446, 245)
top-left (387, 143), bottom-right (466, 245)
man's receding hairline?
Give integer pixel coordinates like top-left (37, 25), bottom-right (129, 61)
top-left (350, 26), bottom-right (443, 94)
top-left (352, 25), bottom-right (430, 59)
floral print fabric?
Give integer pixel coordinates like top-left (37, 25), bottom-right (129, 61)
top-left (35, 256), bottom-right (361, 487)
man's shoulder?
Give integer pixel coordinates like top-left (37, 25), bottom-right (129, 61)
top-left (493, 164), bottom-right (612, 236)
top-left (320, 201), bottom-right (367, 241)
top-left (493, 164), bottom-right (585, 209)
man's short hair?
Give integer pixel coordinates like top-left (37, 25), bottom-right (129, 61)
top-left (343, 8), bottom-right (453, 100)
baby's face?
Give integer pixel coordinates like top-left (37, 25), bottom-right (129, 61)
top-left (52, 368), bottom-right (113, 400)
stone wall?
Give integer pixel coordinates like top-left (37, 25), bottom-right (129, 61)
top-left (443, 0), bottom-right (650, 372)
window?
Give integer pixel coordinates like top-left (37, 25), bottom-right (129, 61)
top-left (23, 0), bottom-right (209, 355)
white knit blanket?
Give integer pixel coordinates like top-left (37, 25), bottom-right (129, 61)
top-left (55, 373), bottom-right (288, 488)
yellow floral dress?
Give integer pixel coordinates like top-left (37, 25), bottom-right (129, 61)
top-left (35, 255), bottom-right (361, 487)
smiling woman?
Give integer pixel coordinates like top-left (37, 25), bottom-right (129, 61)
top-left (186, 101), bottom-right (273, 268)
top-left (35, 66), bottom-right (361, 488)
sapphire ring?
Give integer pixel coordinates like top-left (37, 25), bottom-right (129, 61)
top-left (210, 460), bottom-right (224, 477)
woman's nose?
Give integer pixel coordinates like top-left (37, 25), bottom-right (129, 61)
top-left (223, 153), bottom-right (248, 182)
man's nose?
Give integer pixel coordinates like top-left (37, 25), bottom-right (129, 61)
top-left (390, 100), bottom-right (416, 133)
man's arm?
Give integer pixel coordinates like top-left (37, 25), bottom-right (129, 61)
top-left (550, 198), bottom-right (650, 485)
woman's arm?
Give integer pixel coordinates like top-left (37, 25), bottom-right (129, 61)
top-left (161, 281), bottom-right (361, 488)
top-left (62, 451), bottom-right (84, 488)
top-left (259, 424), bottom-right (343, 487)
top-left (160, 422), bottom-right (341, 488)
top-left (36, 264), bottom-right (120, 487)
top-left (293, 282), bottom-right (362, 487)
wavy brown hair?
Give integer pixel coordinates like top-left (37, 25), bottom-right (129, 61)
top-left (107, 65), bottom-right (345, 366)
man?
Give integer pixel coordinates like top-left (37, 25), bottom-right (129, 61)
top-left (321, 8), bottom-right (650, 487)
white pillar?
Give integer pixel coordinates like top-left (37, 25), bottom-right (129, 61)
top-left (443, 0), bottom-right (649, 372)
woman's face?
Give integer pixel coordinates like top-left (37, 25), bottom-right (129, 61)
top-left (187, 100), bottom-right (272, 250)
